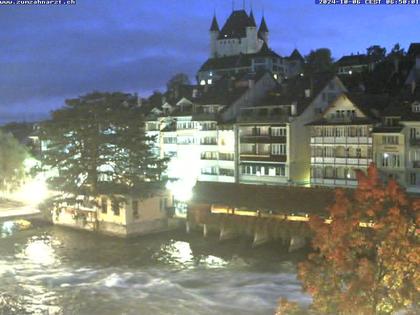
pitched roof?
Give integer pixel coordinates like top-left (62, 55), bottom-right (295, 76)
top-left (252, 72), bottom-right (337, 115)
top-left (288, 49), bottom-right (304, 62)
top-left (258, 16), bottom-right (269, 34)
top-left (336, 54), bottom-right (372, 67)
top-left (218, 10), bottom-right (255, 39)
top-left (210, 15), bottom-right (219, 32)
top-left (190, 181), bottom-right (336, 215)
top-left (408, 43), bottom-right (420, 58)
top-left (198, 44), bottom-right (281, 72)
top-left (249, 10), bottom-right (256, 27)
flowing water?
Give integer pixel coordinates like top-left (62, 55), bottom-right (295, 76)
top-left (0, 222), bottom-right (310, 315)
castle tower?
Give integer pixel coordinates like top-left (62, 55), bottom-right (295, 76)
top-left (246, 9), bottom-right (258, 53)
top-left (210, 14), bottom-right (220, 58)
top-left (258, 16), bottom-right (269, 45)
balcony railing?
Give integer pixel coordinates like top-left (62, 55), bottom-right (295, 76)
top-left (410, 138), bottom-right (420, 146)
top-left (240, 135), bottom-right (286, 144)
top-left (311, 157), bottom-right (372, 165)
top-left (311, 136), bottom-right (372, 144)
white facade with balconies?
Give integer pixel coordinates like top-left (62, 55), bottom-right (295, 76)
top-left (309, 93), bottom-right (374, 188)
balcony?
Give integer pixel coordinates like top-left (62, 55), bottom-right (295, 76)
top-left (200, 155), bottom-right (217, 160)
top-left (219, 153), bottom-right (234, 161)
top-left (240, 135), bottom-right (286, 144)
top-left (311, 156), bottom-right (372, 165)
top-left (311, 137), bottom-right (372, 145)
top-left (240, 154), bottom-right (287, 162)
top-left (410, 138), bottom-right (420, 146)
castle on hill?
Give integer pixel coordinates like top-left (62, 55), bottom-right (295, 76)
top-left (197, 9), bottom-right (304, 84)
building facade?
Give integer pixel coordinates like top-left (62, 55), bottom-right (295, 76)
top-left (309, 93), bottom-right (375, 187)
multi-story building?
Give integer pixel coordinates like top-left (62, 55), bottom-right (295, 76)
top-left (309, 93), bottom-right (389, 187)
top-left (336, 54), bottom-right (377, 76)
top-left (403, 102), bottom-right (420, 193)
top-left (371, 100), bottom-right (420, 193)
top-left (236, 74), bottom-right (347, 186)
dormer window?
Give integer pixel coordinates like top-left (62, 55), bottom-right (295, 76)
top-left (412, 102), bottom-right (420, 113)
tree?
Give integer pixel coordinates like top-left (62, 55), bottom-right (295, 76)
top-left (304, 48), bottom-right (335, 76)
top-left (166, 73), bottom-right (191, 92)
top-left (367, 45), bottom-right (387, 62)
top-left (39, 92), bottom-right (168, 204)
top-left (388, 43), bottom-right (405, 59)
top-left (0, 130), bottom-right (27, 193)
top-left (294, 164), bottom-right (419, 315)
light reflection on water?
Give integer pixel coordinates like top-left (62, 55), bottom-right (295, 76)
top-left (0, 224), bottom-right (310, 315)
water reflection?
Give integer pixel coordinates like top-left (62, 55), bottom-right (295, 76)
top-left (0, 227), bottom-right (310, 315)
top-left (16, 235), bottom-right (59, 266)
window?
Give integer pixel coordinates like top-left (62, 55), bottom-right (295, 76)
top-left (382, 153), bottom-right (400, 168)
top-left (410, 173), bottom-right (417, 185)
top-left (272, 144), bottom-right (286, 155)
top-left (132, 200), bottom-right (139, 218)
top-left (271, 127), bottom-right (286, 137)
top-left (112, 200), bottom-right (120, 216)
top-left (356, 148), bottom-right (362, 158)
top-left (382, 136), bottom-right (399, 145)
top-left (219, 168), bottom-right (234, 177)
top-left (410, 128), bottom-right (417, 139)
top-left (160, 198), bottom-right (167, 212)
top-left (101, 197), bottom-right (108, 213)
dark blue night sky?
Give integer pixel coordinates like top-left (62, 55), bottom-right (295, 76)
top-left (0, 0), bottom-right (419, 123)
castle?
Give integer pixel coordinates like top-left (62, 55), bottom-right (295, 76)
top-left (197, 9), bottom-right (304, 84)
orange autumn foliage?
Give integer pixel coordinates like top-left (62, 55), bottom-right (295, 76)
top-left (292, 164), bottom-right (419, 315)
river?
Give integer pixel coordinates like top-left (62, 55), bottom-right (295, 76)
top-left (0, 222), bottom-right (310, 315)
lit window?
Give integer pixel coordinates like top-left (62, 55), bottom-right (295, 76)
top-left (207, 79), bottom-right (212, 85)
top-left (200, 80), bottom-right (206, 85)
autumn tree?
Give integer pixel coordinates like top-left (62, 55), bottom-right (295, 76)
top-left (39, 92), bottom-right (168, 205)
top-left (292, 164), bottom-right (419, 315)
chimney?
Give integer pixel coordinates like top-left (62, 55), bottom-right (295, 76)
top-left (192, 88), bottom-right (198, 98)
top-left (291, 104), bottom-right (297, 116)
top-left (304, 89), bottom-right (311, 98)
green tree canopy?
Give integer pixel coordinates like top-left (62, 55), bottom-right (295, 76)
top-left (0, 130), bottom-right (27, 192)
top-left (304, 48), bottom-right (335, 75)
top-left (39, 92), bottom-right (168, 204)
top-left (367, 45), bottom-right (387, 62)
top-left (166, 73), bottom-right (191, 92)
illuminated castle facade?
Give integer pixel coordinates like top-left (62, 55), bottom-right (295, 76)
top-left (197, 10), bottom-right (304, 84)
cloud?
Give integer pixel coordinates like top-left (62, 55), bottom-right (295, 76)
top-left (0, 0), bottom-right (419, 123)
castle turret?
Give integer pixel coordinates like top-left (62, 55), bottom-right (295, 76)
top-left (210, 15), bottom-right (219, 58)
top-left (245, 9), bottom-right (258, 53)
top-left (258, 16), bottom-right (269, 44)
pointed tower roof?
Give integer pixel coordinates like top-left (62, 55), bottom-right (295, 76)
top-left (249, 10), bottom-right (256, 27)
top-left (289, 49), bottom-right (304, 61)
top-left (219, 10), bottom-right (255, 39)
top-left (258, 16), bottom-right (269, 33)
top-left (210, 15), bottom-right (220, 32)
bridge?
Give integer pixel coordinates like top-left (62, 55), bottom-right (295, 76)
top-left (0, 199), bottom-right (44, 222)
